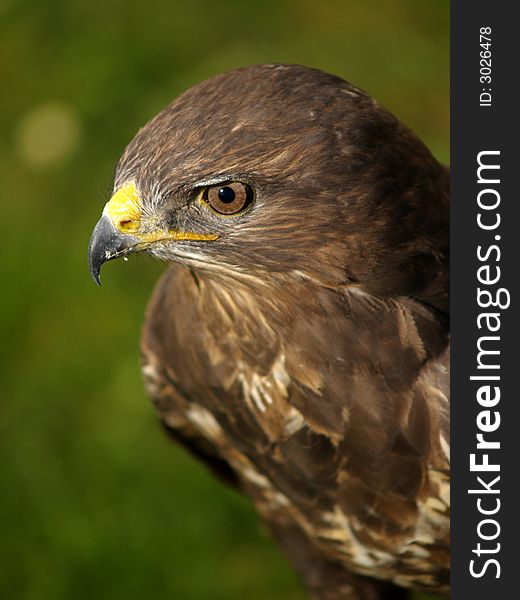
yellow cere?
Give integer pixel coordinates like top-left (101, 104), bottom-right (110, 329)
top-left (103, 181), bottom-right (219, 243)
top-left (103, 182), bottom-right (142, 232)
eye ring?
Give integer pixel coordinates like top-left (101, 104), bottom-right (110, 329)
top-left (202, 182), bottom-right (254, 215)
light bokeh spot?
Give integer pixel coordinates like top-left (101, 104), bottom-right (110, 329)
top-left (15, 103), bottom-right (81, 169)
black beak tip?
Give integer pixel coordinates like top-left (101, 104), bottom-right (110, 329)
top-left (88, 214), bottom-right (136, 286)
top-left (90, 267), bottom-right (102, 286)
top-left (88, 236), bottom-right (103, 286)
top-left (88, 215), bottom-right (114, 286)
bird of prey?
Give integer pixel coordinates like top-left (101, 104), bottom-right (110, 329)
top-left (88, 64), bottom-right (450, 600)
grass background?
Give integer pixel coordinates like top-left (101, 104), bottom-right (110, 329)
top-left (0, 1), bottom-right (448, 598)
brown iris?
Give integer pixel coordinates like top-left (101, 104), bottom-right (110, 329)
top-left (203, 182), bottom-right (253, 215)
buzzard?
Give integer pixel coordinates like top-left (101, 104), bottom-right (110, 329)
top-left (88, 64), bottom-right (450, 599)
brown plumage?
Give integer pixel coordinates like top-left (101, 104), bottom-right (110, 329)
top-left (88, 64), bottom-right (450, 599)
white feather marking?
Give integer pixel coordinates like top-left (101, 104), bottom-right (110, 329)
top-left (249, 382), bottom-right (266, 412)
top-left (237, 354), bottom-right (290, 415)
top-left (341, 87), bottom-right (362, 98)
top-left (241, 468), bottom-right (271, 488)
top-left (284, 406), bottom-right (305, 435)
top-left (141, 364), bottom-right (157, 378)
top-left (185, 404), bottom-right (224, 443)
top-left (317, 508), bottom-right (395, 569)
top-left (440, 434), bottom-right (450, 461)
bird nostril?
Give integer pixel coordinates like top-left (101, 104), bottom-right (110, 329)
top-left (117, 218), bottom-right (139, 232)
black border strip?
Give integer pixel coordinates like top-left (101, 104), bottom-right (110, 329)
top-left (451, 2), bottom-right (517, 597)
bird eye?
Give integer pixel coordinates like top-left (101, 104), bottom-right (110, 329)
top-left (203, 182), bottom-right (253, 215)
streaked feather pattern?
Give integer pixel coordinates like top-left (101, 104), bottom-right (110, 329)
top-left (106, 65), bottom-right (449, 598)
top-left (141, 266), bottom-right (449, 597)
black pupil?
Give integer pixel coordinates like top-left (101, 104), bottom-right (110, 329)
top-left (217, 186), bottom-right (236, 203)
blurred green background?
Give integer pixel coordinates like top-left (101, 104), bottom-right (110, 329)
top-left (0, 1), bottom-right (448, 598)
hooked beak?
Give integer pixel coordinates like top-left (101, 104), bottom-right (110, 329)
top-left (88, 213), bottom-right (138, 285)
top-left (88, 182), bottom-right (142, 285)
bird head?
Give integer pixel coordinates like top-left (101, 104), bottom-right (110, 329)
top-left (89, 64), bottom-right (448, 311)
